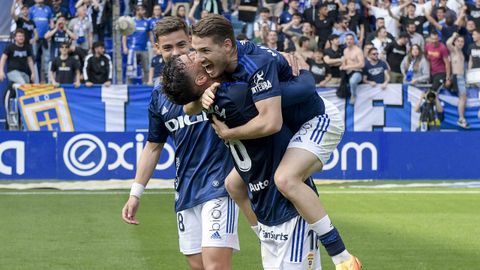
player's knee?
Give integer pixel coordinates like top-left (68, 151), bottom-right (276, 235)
top-left (274, 172), bottom-right (300, 197)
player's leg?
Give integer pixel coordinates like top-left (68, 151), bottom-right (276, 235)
top-left (225, 168), bottom-right (258, 228)
top-left (274, 98), bottom-right (361, 268)
top-left (177, 206), bottom-right (205, 270)
top-left (200, 197), bottom-right (240, 270)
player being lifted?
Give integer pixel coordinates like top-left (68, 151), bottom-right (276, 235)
top-left (121, 17), bottom-right (239, 270)
top-left (165, 14), bottom-right (362, 270)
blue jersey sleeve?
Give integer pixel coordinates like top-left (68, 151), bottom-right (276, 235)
top-left (147, 89), bottom-right (169, 143)
top-left (250, 60), bottom-right (281, 103)
top-left (280, 70), bottom-right (316, 108)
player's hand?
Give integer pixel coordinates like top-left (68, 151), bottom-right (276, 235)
top-left (122, 196), bottom-right (140, 225)
top-left (281, 52), bottom-right (299, 76)
top-left (202, 82), bottom-right (219, 110)
top-left (294, 52), bottom-right (309, 71)
top-left (211, 115), bottom-right (231, 140)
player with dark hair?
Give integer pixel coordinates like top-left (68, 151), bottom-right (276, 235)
top-left (174, 14), bottom-right (361, 270)
top-left (121, 17), bottom-right (239, 270)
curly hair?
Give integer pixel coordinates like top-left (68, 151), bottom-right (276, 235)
top-left (162, 56), bottom-right (200, 105)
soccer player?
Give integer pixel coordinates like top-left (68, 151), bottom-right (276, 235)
top-left (182, 14), bottom-right (361, 269)
top-left (164, 52), bottom-right (323, 269)
top-left (121, 17), bottom-right (239, 270)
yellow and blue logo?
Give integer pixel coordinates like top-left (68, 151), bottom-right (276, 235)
top-left (18, 85), bottom-right (74, 131)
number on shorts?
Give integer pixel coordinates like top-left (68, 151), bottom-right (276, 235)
top-left (177, 213), bottom-right (185, 232)
top-left (308, 230), bottom-right (319, 250)
top-left (229, 140), bottom-right (252, 172)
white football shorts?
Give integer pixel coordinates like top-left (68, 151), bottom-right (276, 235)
top-left (259, 216), bottom-right (321, 270)
top-left (176, 196), bottom-right (239, 255)
top-left (288, 96), bottom-right (344, 165)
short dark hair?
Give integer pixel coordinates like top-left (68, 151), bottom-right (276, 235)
top-left (292, 12), bottom-right (302, 18)
top-left (299, 36), bottom-right (310, 47)
top-left (437, 6), bottom-right (446, 12)
top-left (407, 3), bottom-right (416, 8)
top-left (93, 41), bottom-right (104, 49)
top-left (154, 16), bottom-right (189, 40)
top-left (162, 56), bottom-right (200, 105)
top-left (192, 14), bottom-right (235, 46)
top-left (430, 30), bottom-right (439, 36)
top-left (368, 47), bottom-right (378, 55)
top-left (14, 28), bottom-right (25, 36)
top-left (260, 7), bottom-right (270, 13)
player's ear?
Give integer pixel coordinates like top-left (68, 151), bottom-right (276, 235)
top-left (224, 38), bottom-right (233, 51)
top-left (195, 74), bottom-right (208, 87)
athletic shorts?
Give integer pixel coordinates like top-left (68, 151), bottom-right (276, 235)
top-left (259, 216), bottom-right (321, 270)
top-left (176, 196), bottom-right (240, 255)
top-left (288, 96), bottom-right (345, 165)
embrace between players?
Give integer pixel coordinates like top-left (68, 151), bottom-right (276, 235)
top-left (122, 15), bottom-right (361, 270)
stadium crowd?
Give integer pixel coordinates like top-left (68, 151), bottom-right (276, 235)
top-left (3, 0), bottom-right (480, 128)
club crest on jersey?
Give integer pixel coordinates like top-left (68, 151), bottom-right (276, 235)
top-left (251, 71), bottom-right (272, 94)
top-left (249, 179), bottom-right (269, 192)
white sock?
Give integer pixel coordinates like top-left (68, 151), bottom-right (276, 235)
top-left (309, 215), bottom-right (334, 236)
top-left (332, 250), bottom-right (352, 265)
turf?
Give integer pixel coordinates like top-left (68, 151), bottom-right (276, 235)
top-left (0, 185), bottom-right (479, 270)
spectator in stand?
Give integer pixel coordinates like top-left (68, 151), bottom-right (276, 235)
top-left (345, 0), bottom-right (365, 45)
top-left (401, 44), bottom-right (430, 84)
top-left (156, 0), bottom-right (172, 16)
top-left (68, 5), bottom-right (93, 51)
top-left (446, 33), bottom-right (469, 128)
top-left (200, 0), bottom-right (224, 14)
top-left (51, 0), bottom-right (70, 20)
top-left (363, 47), bottom-right (390, 89)
top-left (29, 0), bottom-right (54, 83)
top-left (332, 16), bottom-right (358, 45)
top-left (123, 4), bottom-right (151, 83)
top-left (263, 30), bottom-right (285, 51)
top-left (431, 0), bottom-right (456, 21)
top-left (262, 0), bottom-right (284, 18)
top-left (0, 29), bottom-right (36, 85)
top-left (282, 13), bottom-right (304, 40)
top-left (45, 15), bottom-right (76, 59)
top-left (237, 0), bottom-right (258, 40)
top-left (363, 42), bottom-right (374, 57)
top-left (323, 34), bottom-right (344, 84)
top-left (147, 45), bottom-right (164, 85)
top-left (301, 22), bottom-right (318, 51)
top-left (425, 31), bottom-right (451, 91)
top-left (371, 26), bottom-right (393, 60)
top-left (307, 49), bottom-right (332, 86)
top-left (303, 0), bottom-right (319, 25)
top-left (83, 41), bottom-right (112, 87)
top-left (362, 0), bottom-right (412, 38)
top-left (150, 4), bottom-right (164, 34)
top-left (461, 19), bottom-right (476, 59)
top-left (11, 2), bottom-right (37, 47)
top-left (315, 3), bottom-right (335, 49)
top-left (425, 5), bottom-right (465, 44)
top-left (341, 33), bottom-right (364, 103)
top-left (406, 21), bottom-right (425, 48)
top-left (279, 0), bottom-right (299, 25)
top-left (172, 0), bottom-right (191, 17)
top-left (365, 18), bottom-right (394, 44)
top-left (297, 36), bottom-right (314, 60)
top-left (176, 5), bottom-right (193, 26)
top-left (49, 42), bottom-right (81, 87)
top-left (467, 0), bottom-right (480, 29)
top-left (129, 0), bottom-right (155, 17)
top-left (398, 3), bottom-right (426, 34)
top-left (385, 32), bottom-right (408, 83)
top-left (254, 8), bottom-right (276, 40)
top-left (324, 0), bottom-right (345, 21)
top-left (468, 29), bottom-right (480, 70)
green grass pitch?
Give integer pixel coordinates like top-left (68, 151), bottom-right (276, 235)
top-left (1, 183), bottom-right (479, 270)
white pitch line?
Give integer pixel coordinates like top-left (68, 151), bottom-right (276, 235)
top-left (1, 190), bottom-right (480, 196)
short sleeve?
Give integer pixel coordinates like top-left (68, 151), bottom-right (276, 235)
top-left (250, 60), bottom-right (281, 103)
top-left (50, 59), bottom-right (58, 72)
top-left (147, 89), bottom-right (169, 143)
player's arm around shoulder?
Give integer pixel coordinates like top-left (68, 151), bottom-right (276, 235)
top-left (183, 99), bottom-right (203, 115)
top-left (122, 141), bottom-right (164, 225)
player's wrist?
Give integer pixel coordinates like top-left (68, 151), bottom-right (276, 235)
top-left (130, 182), bottom-right (145, 199)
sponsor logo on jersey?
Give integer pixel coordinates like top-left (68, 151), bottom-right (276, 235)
top-left (249, 179), bottom-right (269, 192)
top-left (258, 226), bottom-right (288, 241)
top-left (251, 71), bottom-right (272, 94)
top-left (161, 106), bottom-right (168, 115)
top-left (210, 198), bottom-right (223, 235)
top-left (164, 111), bottom-right (209, 132)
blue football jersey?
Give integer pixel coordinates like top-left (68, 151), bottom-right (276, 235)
top-left (148, 85), bottom-right (232, 211)
top-left (128, 18), bottom-right (150, 51)
top-left (29, 5), bottom-right (53, 38)
top-left (211, 81), bottom-right (317, 226)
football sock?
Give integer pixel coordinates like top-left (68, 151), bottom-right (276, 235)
top-left (310, 215), bottom-right (351, 264)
